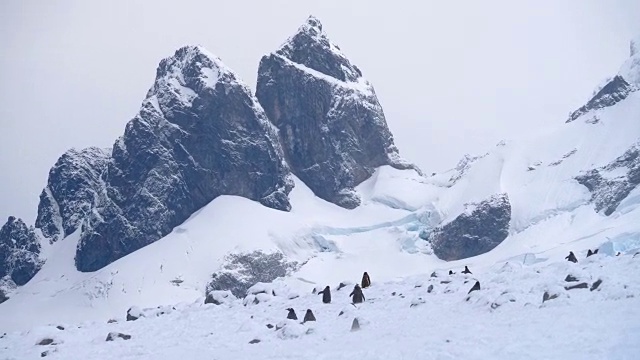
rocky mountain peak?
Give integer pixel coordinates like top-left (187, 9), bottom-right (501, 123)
top-left (74, 45), bottom-right (293, 272)
top-left (257, 17), bottom-right (417, 208)
top-left (275, 15), bottom-right (362, 83)
top-left (0, 216), bottom-right (43, 286)
top-left (35, 147), bottom-right (110, 243)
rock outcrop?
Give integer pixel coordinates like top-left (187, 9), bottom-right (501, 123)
top-left (567, 75), bottom-right (636, 123)
top-left (35, 147), bottom-right (110, 243)
top-left (257, 16), bottom-right (417, 208)
top-left (430, 194), bottom-right (511, 261)
top-left (0, 216), bottom-right (43, 285)
top-left (74, 46), bottom-right (293, 272)
top-left (575, 142), bottom-right (640, 215)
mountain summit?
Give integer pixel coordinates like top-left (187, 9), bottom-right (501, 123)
top-left (73, 45), bottom-right (293, 272)
top-left (256, 16), bottom-right (417, 209)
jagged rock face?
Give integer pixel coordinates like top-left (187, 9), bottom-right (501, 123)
top-left (567, 76), bottom-right (636, 123)
top-left (430, 194), bottom-right (511, 261)
top-left (257, 16), bottom-right (416, 209)
top-left (35, 147), bottom-right (110, 243)
top-left (75, 46), bottom-right (293, 272)
top-left (576, 143), bottom-right (640, 216)
top-left (0, 217), bottom-right (43, 285)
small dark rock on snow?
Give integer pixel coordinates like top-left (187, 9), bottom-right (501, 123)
top-left (590, 279), bottom-right (603, 291)
top-left (249, 339), bottom-right (261, 344)
top-left (106, 332), bottom-right (132, 341)
top-left (467, 281), bottom-right (481, 294)
top-left (542, 291), bottom-right (559, 303)
top-left (564, 275), bottom-right (579, 282)
top-left (564, 282), bottom-right (589, 291)
top-left (351, 318), bottom-right (360, 332)
top-left (36, 338), bottom-right (55, 346)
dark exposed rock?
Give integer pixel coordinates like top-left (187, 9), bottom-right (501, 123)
top-left (41, 351), bottom-right (49, 357)
top-left (206, 251), bottom-right (297, 298)
top-left (0, 288), bottom-right (7, 304)
top-left (107, 319), bottom-right (117, 324)
top-left (430, 271), bottom-right (438, 278)
top-left (467, 281), bottom-right (481, 294)
top-left (35, 147), bottom-right (110, 243)
top-left (287, 308), bottom-right (297, 320)
top-left (575, 143), bottom-right (640, 216)
top-left (567, 75), bottom-right (636, 123)
top-left (430, 194), bottom-right (511, 261)
top-left (249, 339), bottom-right (261, 344)
top-left (106, 332), bottom-right (131, 341)
top-left (266, 324), bottom-right (274, 329)
top-left (427, 285), bottom-right (434, 293)
top-left (462, 266), bottom-right (472, 274)
top-left (336, 282), bottom-right (348, 291)
top-left (256, 16), bottom-right (417, 209)
top-left (56, 325), bottom-right (64, 331)
top-left (204, 293), bottom-right (222, 305)
top-left (0, 216), bottom-right (43, 285)
top-left (564, 275), bottom-right (579, 282)
top-left (350, 318), bottom-right (360, 332)
top-left (590, 279), bottom-right (603, 291)
top-left (74, 46), bottom-right (293, 272)
top-left (36, 338), bottom-right (55, 346)
top-left (564, 282), bottom-right (589, 291)
top-left (542, 291), bottom-right (559, 303)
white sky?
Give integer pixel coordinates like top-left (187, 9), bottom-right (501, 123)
top-left (1, 0), bottom-right (639, 224)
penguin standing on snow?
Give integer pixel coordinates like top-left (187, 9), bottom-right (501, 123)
top-left (318, 286), bottom-right (331, 304)
top-left (303, 309), bottom-right (316, 323)
top-left (565, 251), bottom-right (578, 263)
top-left (361, 272), bottom-right (371, 288)
top-left (462, 266), bottom-right (472, 274)
top-left (350, 284), bottom-right (365, 304)
top-left (286, 308), bottom-right (297, 320)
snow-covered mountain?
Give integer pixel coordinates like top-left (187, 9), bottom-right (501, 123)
top-left (1, 18), bottom-right (640, 356)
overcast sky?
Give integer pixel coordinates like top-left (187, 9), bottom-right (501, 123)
top-left (1, 0), bottom-right (639, 225)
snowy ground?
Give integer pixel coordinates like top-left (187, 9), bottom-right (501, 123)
top-left (2, 251), bottom-right (639, 359)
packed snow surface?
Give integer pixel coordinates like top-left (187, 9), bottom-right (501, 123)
top-left (1, 253), bottom-right (639, 359)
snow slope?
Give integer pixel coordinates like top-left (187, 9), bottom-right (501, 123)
top-left (2, 252), bottom-right (639, 360)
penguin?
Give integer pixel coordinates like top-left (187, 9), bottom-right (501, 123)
top-left (303, 309), bottom-right (316, 323)
top-left (350, 284), bottom-right (365, 304)
top-left (286, 308), bottom-right (297, 320)
top-left (462, 266), bottom-right (472, 274)
top-left (565, 251), bottom-right (578, 263)
top-left (361, 272), bottom-right (371, 288)
top-left (468, 281), bottom-right (481, 294)
top-left (448, 270), bottom-right (455, 275)
top-left (318, 285), bottom-right (331, 304)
